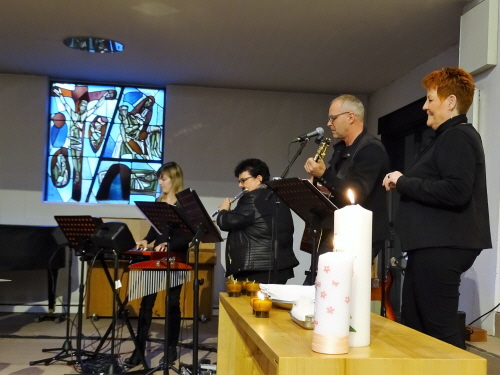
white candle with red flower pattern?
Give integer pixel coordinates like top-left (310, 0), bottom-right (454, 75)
top-left (312, 251), bottom-right (353, 354)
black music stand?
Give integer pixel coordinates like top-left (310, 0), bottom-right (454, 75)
top-left (89, 221), bottom-right (138, 373)
top-left (132, 201), bottom-right (195, 375)
top-left (175, 188), bottom-right (222, 375)
top-left (267, 178), bottom-right (338, 285)
top-left (29, 215), bottom-right (102, 368)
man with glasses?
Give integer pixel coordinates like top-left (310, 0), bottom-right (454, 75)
top-left (216, 158), bottom-right (299, 284)
top-left (303, 94), bottom-right (390, 284)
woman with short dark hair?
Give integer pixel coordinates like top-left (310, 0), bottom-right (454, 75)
top-left (216, 158), bottom-right (299, 284)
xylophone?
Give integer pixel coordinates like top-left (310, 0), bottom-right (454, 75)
top-left (125, 249), bottom-right (192, 301)
top-left (123, 248), bottom-right (167, 261)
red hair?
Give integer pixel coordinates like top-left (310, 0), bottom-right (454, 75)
top-left (422, 67), bottom-right (475, 114)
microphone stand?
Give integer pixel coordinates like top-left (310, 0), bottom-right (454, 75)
top-left (190, 228), bottom-right (205, 375)
top-left (281, 139), bottom-right (309, 179)
top-left (272, 202), bottom-right (279, 284)
top-left (273, 138), bottom-right (311, 282)
top-left (278, 136), bottom-right (324, 283)
top-left (265, 189), bottom-right (279, 284)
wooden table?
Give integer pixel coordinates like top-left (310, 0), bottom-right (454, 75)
top-left (217, 293), bottom-right (486, 375)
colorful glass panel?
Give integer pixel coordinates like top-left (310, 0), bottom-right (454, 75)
top-left (45, 82), bottom-right (165, 203)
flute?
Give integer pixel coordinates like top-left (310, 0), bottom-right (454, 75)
top-left (211, 189), bottom-right (248, 217)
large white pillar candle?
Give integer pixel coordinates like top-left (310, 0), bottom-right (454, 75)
top-left (333, 198), bottom-right (372, 347)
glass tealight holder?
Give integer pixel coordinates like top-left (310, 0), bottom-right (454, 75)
top-left (226, 281), bottom-right (242, 297)
top-left (245, 282), bottom-right (260, 296)
top-left (253, 297), bottom-right (272, 318)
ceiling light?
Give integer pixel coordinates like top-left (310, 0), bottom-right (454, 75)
top-left (63, 37), bottom-right (124, 53)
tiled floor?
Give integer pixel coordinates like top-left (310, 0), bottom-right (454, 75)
top-left (467, 336), bottom-right (500, 375)
top-left (0, 312), bottom-right (217, 374)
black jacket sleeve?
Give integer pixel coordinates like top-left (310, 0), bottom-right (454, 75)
top-left (216, 193), bottom-right (256, 232)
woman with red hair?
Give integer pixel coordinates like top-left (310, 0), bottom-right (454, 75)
top-left (382, 67), bottom-right (491, 348)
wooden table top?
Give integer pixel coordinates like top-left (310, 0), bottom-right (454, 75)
top-left (219, 293), bottom-right (486, 375)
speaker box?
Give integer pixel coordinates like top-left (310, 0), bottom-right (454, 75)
top-left (91, 222), bottom-right (136, 253)
top-left (460, 0), bottom-right (498, 75)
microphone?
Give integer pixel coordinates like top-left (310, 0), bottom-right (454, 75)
top-left (292, 127), bottom-right (324, 142)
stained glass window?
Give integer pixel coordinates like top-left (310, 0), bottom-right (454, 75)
top-left (45, 82), bottom-right (165, 204)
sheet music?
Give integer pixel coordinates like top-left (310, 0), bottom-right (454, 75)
top-left (267, 178), bottom-right (337, 228)
top-left (176, 188), bottom-right (223, 243)
top-left (134, 201), bottom-right (194, 239)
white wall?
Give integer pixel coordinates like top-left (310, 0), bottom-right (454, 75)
top-left (368, 43), bottom-right (500, 335)
top-left (469, 63), bottom-right (500, 335)
top-left (0, 74), bottom-right (339, 312)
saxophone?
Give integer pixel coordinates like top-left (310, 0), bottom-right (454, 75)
top-left (300, 137), bottom-right (333, 254)
top-left (313, 138), bottom-right (331, 162)
top-left (312, 137), bottom-right (332, 197)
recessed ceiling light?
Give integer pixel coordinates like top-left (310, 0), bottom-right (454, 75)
top-left (63, 37), bottom-right (124, 53)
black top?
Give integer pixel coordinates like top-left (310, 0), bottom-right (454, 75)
top-left (217, 186), bottom-right (299, 277)
top-left (395, 114), bottom-right (492, 251)
top-left (316, 130), bottom-right (390, 254)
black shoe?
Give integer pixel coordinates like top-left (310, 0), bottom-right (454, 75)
top-left (159, 346), bottom-right (178, 367)
top-left (124, 350), bottom-right (142, 368)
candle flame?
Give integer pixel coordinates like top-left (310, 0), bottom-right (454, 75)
top-left (347, 189), bottom-right (355, 204)
top-left (257, 291), bottom-right (265, 300)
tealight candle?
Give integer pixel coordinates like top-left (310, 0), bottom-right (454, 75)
top-left (245, 281), bottom-right (260, 296)
top-left (226, 280), bottom-right (242, 297)
top-left (250, 296), bottom-right (259, 315)
top-left (250, 291), bottom-right (266, 314)
top-left (241, 279), bottom-right (249, 292)
top-left (253, 296), bottom-right (272, 318)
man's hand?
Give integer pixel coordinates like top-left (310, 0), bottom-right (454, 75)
top-left (304, 157), bottom-right (326, 178)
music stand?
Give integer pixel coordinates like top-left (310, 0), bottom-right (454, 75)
top-left (267, 178), bottom-right (338, 285)
top-left (89, 221), bottom-right (139, 373)
top-left (134, 201), bottom-right (195, 375)
top-left (175, 188), bottom-right (222, 375)
top-left (30, 215), bottom-right (102, 368)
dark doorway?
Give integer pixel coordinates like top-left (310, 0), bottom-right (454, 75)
top-left (377, 96), bottom-right (434, 321)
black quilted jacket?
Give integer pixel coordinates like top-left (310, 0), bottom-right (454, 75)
top-left (217, 186), bottom-right (299, 277)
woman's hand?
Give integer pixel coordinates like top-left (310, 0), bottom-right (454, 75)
top-left (218, 198), bottom-right (231, 212)
top-left (154, 242), bottom-right (168, 252)
top-left (382, 171), bottom-right (403, 191)
top-left (136, 239), bottom-right (148, 249)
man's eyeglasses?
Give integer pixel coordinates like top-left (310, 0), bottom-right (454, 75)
top-left (238, 176), bottom-right (254, 184)
top-left (328, 111), bottom-right (351, 123)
